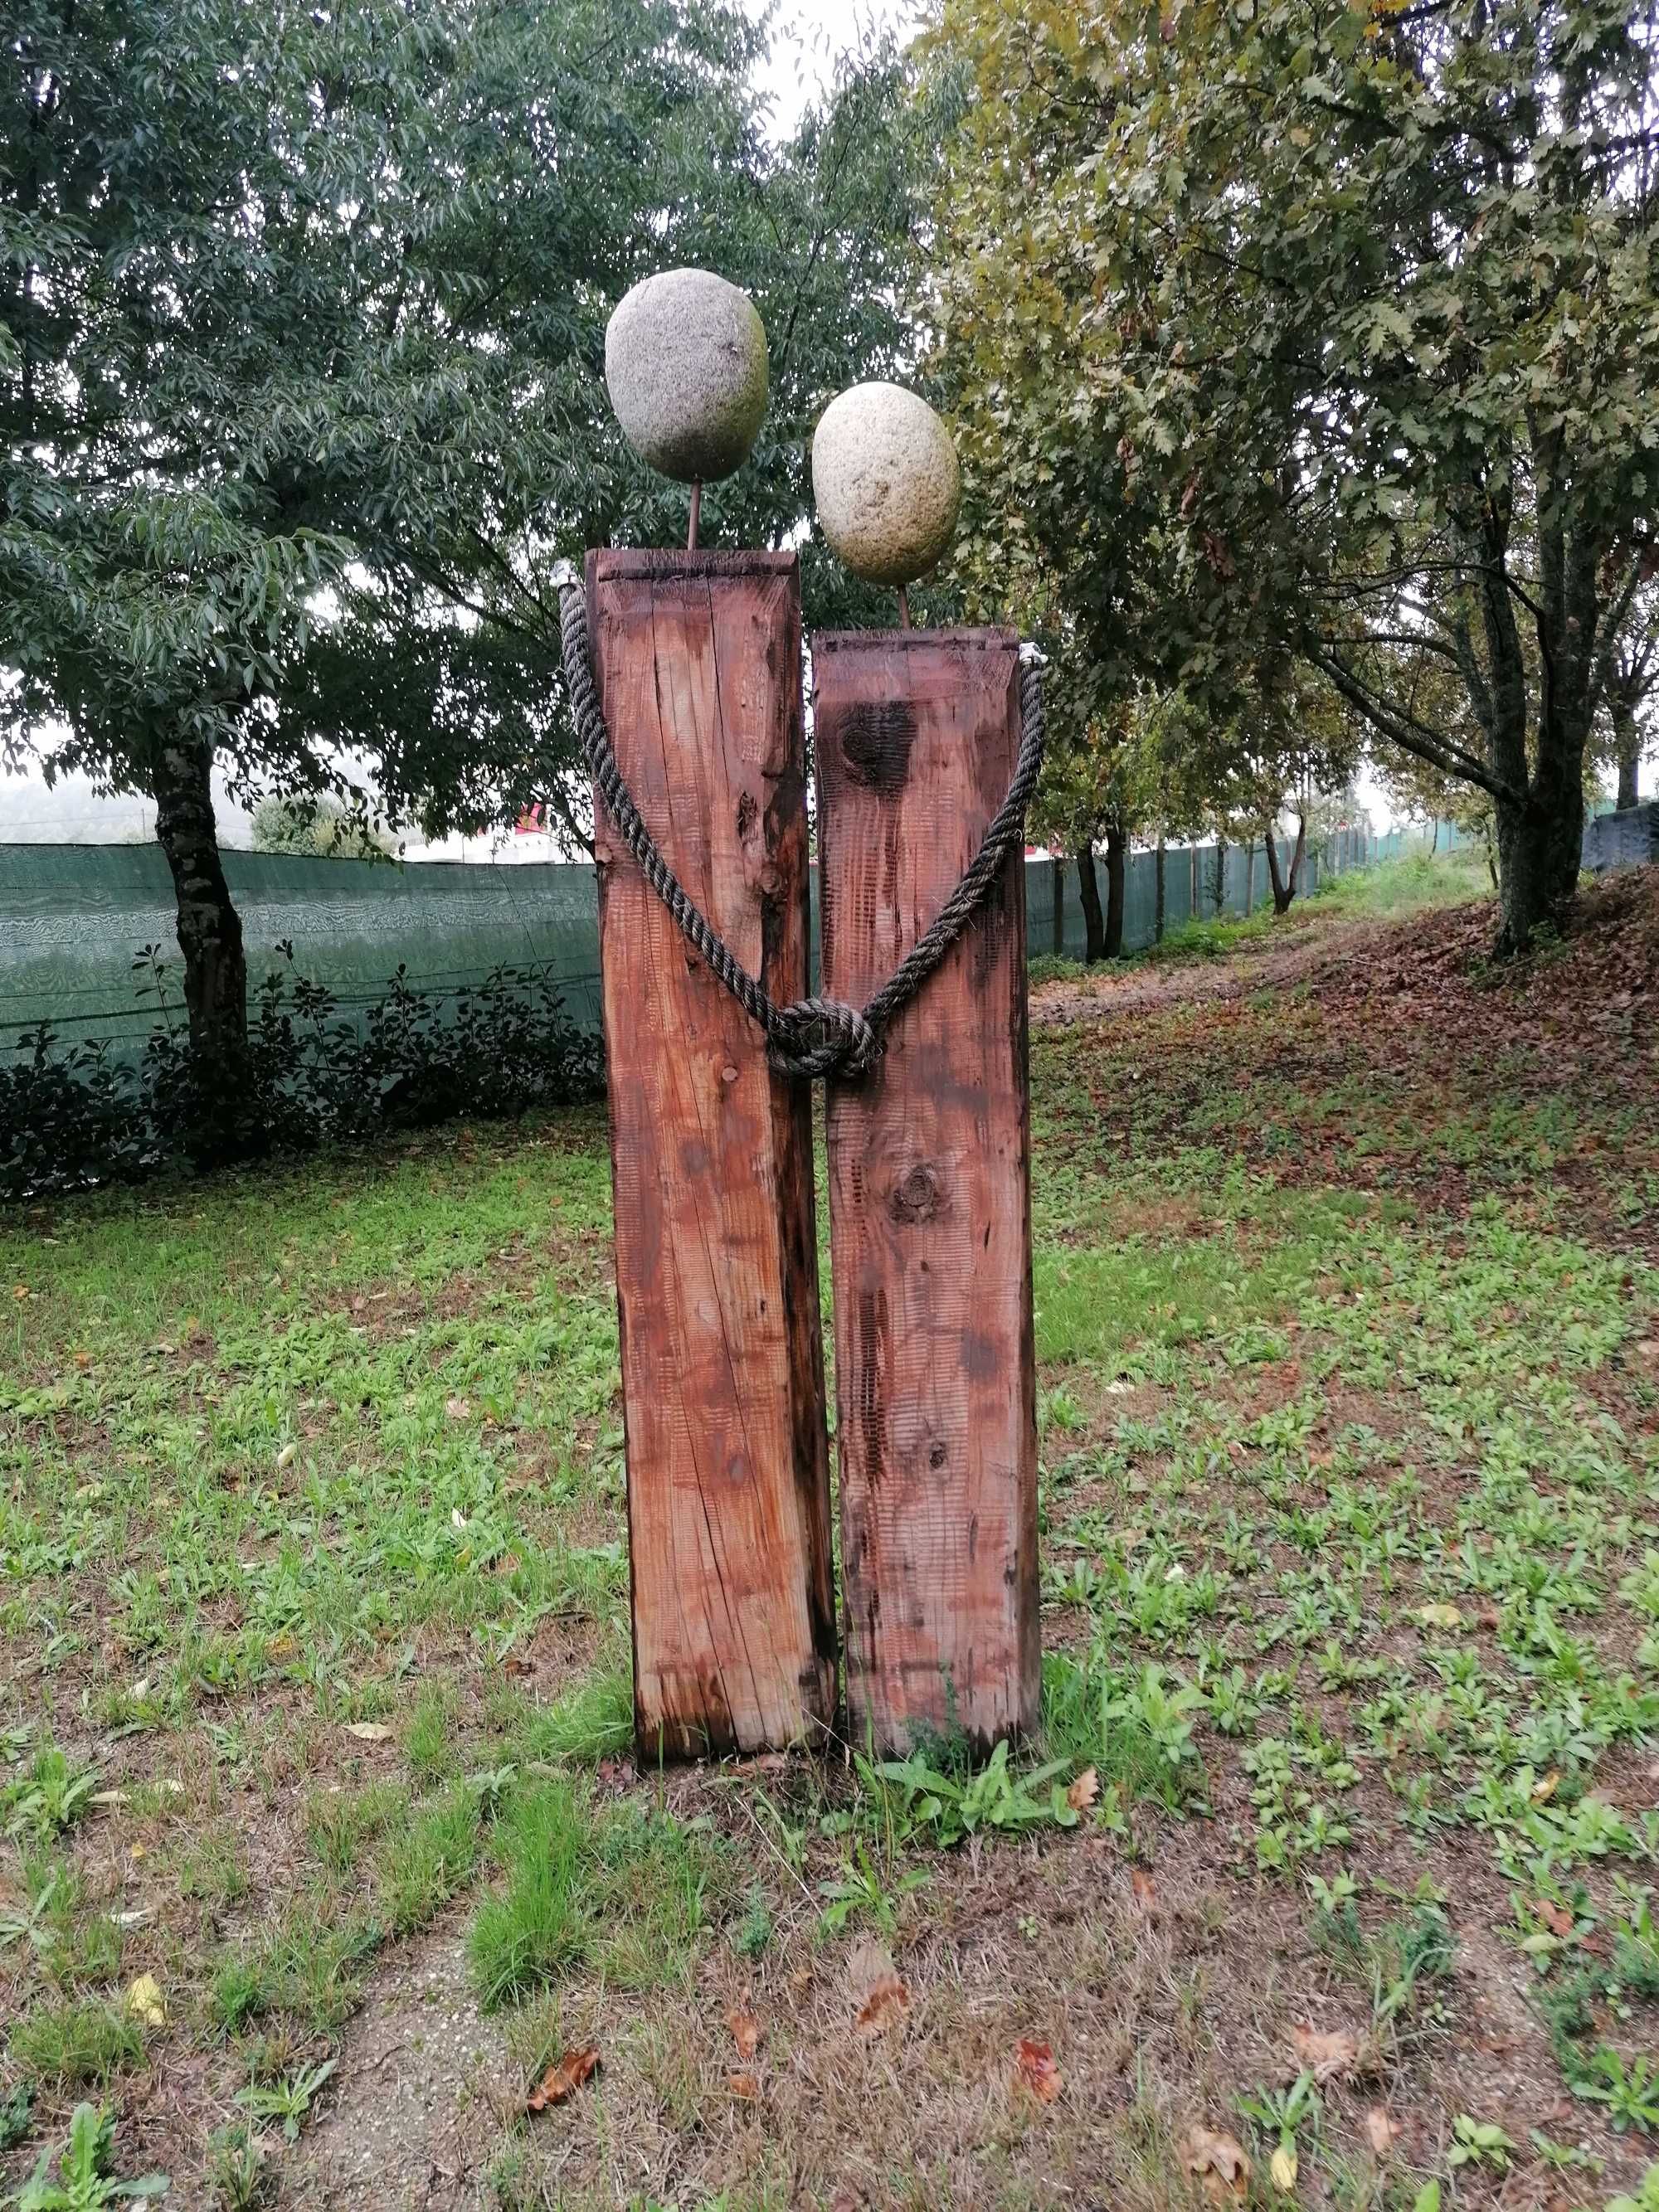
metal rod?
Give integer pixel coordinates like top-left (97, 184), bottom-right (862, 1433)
top-left (688, 479), bottom-right (702, 552)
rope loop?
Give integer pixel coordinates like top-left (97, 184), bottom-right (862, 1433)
top-left (559, 581), bottom-right (1045, 1084)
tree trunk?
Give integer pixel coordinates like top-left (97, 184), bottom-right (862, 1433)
top-left (1076, 845), bottom-right (1106, 964)
top-left (1265, 815), bottom-right (1306, 916)
top-left (151, 737), bottom-right (247, 1055)
top-left (1214, 836), bottom-right (1227, 915)
top-left (1614, 702), bottom-right (1641, 811)
top-left (1429, 817), bottom-right (1438, 853)
top-left (1493, 769), bottom-right (1584, 957)
top-left (1103, 819), bottom-right (1126, 958)
top-left (1243, 835), bottom-right (1255, 915)
top-left (1155, 834), bottom-right (1166, 942)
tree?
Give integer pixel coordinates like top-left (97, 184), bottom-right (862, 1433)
top-left (930, 0), bottom-right (1659, 953)
top-left (1598, 574), bottom-right (1657, 808)
top-left (1028, 695), bottom-right (1151, 960)
top-left (3, 0), bottom-right (929, 1067)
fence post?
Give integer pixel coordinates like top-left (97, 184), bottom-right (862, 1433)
top-left (1052, 855), bottom-right (1064, 958)
top-left (586, 548), bottom-right (835, 1760)
top-left (814, 626), bottom-right (1039, 1756)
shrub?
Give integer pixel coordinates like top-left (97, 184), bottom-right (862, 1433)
top-left (1, 950), bottom-right (601, 1202)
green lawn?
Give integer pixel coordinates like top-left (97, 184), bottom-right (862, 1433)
top-left (4, 857), bottom-right (1658, 2210)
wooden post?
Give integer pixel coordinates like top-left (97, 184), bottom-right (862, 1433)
top-left (813, 629), bottom-right (1039, 1756)
top-left (586, 549), bottom-right (834, 1762)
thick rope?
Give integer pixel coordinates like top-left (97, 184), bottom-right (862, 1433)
top-left (559, 581), bottom-right (1045, 1082)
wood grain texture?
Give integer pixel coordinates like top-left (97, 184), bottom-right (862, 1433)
top-left (587, 550), bottom-right (834, 1761)
top-left (814, 628), bottom-right (1039, 1755)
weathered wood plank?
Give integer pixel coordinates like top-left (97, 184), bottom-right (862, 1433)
top-left (813, 627), bottom-right (1039, 1755)
top-left (586, 549), bottom-right (834, 1761)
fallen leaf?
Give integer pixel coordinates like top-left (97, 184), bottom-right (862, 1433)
top-left (849, 1938), bottom-right (910, 2035)
top-left (501, 1655), bottom-right (537, 1678)
top-left (1182, 2125), bottom-right (1252, 2204)
top-left (124, 1973), bottom-right (165, 2027)
top-left (1066, 1767), bottom-right (1100, 1813)
top-left (1130, 1866), bottom-right (1159, 1918)
top-left (275, 1442), bottom-right (296, 1471)
top-left (1530, 1769), bottom-right (1561, 1805)
top-left (344, 1722), bottom-right (392, 1742)
top-left (1536, 1897), bottom-right (1574, 1937)
top-left (1270, 2142), bottom-right (1298, 2192)
top-left (1362, 2106), bottom-right (1397, 2156)
top-left (527, 2045), bottom-right (599, 2112)
top-left (727, 2002), bottom-right (762, 2059)
top-left (1014, 2037), bottom-right (1061, 2104)
top-left (726, 2071), bottom-right (760, 2100)
top-left (1413, 1602), bottom-right (1462, 1631)
top-left (1290, 2022), bottom-right (1360, 2083)
top-left (445, 1395), bottom-right (470, 1419)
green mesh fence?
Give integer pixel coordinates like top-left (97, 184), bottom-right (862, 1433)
top-left (0, 829), bottom-right (1405, 1062)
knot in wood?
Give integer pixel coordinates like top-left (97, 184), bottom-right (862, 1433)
top-left (888, 1163), bottom-right (943, 1224)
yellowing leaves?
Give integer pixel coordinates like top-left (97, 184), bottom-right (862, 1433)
top-left (125, 1973), bottom-right (166, 2027)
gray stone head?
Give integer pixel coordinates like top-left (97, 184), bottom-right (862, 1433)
top-left (605, 269), bottom-right (769, 484)
top-left (811, 383), bottom-right (961, 587)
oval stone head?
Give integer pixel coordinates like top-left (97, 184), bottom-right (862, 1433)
top-left (605, 269), bottom-right (768, 484)
top-left (812, 383), bottom-right (961, 587)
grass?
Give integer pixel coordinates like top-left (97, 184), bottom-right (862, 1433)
top-left (2, 854), bottom-right (1658, 2206)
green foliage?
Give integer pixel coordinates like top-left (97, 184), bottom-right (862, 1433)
top-left (249, 796), bottom-right (392, 860)
top-left (469, 1779), bottom-right (716, 2010)
top-left (14, 2103), bottom-right (167, 2210)
top-left (232, 2055), bottom-right (339, 2143)
top-left (870, 1738), bottom-right (1083, 1848)
top-left (2, 955), bottom-right (599, 1201)
top-left (931, 0), bottom-right (1659, 948)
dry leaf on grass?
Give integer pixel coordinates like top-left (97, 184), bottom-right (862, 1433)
top-left (1362, 2106), bottom-right (1398, 2156)
top-left (726, 2002), bottom-right (762, 2059)
top-left (1066, 1767), bottom-right (1099, 1812)
top-left (726, 2071), bottom-right (760, 2100)
top-left (1014, 2038), bottom-right (1061, 2104)
top-left (1290, 2022), bottom-right (1361, 2083)
top-left (1269, 2143), bottom-right (1298, 2191)
top-left (848, 1938), bottom-right (910, 2035)
top-left (527, 2045), bottom-right (599, 2112)
top-left (1182, 2124), bottom-right (1252, 2203)
top-left (124, 1973), bottom-right (165, 2027)
top-left (1129, 1866), bottom-right (1159, 1918)
top-left (343, 1722), bottom-right (391, 1742)
top-left (1531, 1769), bottom-right (1561, 1804)
top-left (1536, 1897), bottom-right (1574, 1937)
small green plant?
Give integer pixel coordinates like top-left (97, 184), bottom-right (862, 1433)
top-left (817, 1840), bottom-right (930, 1936)
top-left (205, 2122), bottom-right (269, 2212)
top-left (1, 2080), bottom-right (35, 2151)
top-left (232, 2055), bottom-right (339, 2142)
top-left (1448, 2113), bottom-right (1517, 2170)
top-left (872, 1738), bottom-right (1081, 1848)
top-left (1235, 2069), bottom-right (1321, 2184)
top-left (732, 1886), bottom-right (773, 1961)
top-left (1605, 2161), bottom-right (1659, 2212)
top-left (15, 2103), bottom-right (168, 2208)
top-left (4, 1748), bottom-right (100, 1840)
top-left (1579, 2049), bottom-right (1659, 2133)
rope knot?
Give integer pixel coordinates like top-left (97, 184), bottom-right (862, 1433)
top-left (769, 997), bottom-right (882, 1082)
